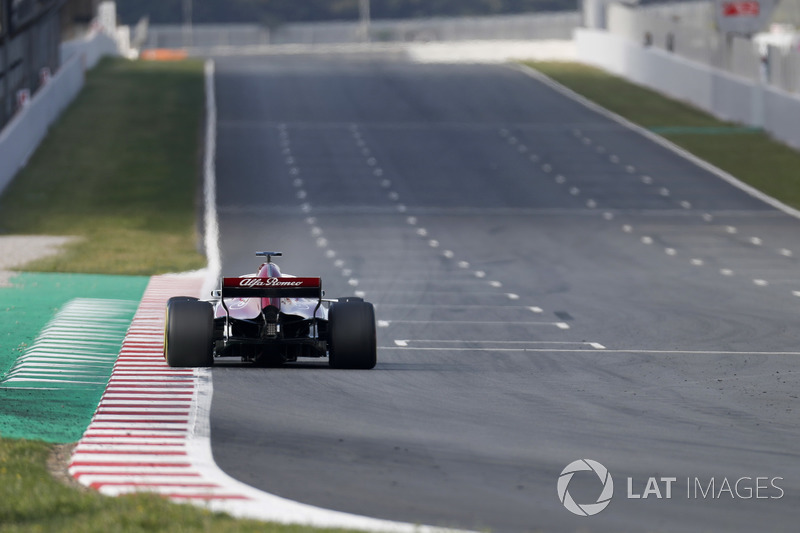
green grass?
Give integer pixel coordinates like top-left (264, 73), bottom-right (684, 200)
top-left (527, 61), bottom-right (800, 210)
top-left (0, 58), bottom-right (207, 275)
top-left (0, 439), bottom-right (356, 533)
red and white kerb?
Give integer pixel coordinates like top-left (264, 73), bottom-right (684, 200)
top-left (68, 275), bottom-right (249, 502)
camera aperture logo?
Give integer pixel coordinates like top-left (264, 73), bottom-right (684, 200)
top-left (557, 459), bottom-right (614, 516)
top-left (558, 459), bottom-right (785, 517)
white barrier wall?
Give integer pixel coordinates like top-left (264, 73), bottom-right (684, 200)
top-left (407, 40), bottom-right (576, 63)
top-left (575, 28), bottom-right (800, 150)
top-left (0, 31), bottom-right (119, 195)
top-left (765, 88), bottom-right (800, 150)
top-left (0, 54), bottom-right (84, 194)
top-left (59, 30), bottom-right (119, 70)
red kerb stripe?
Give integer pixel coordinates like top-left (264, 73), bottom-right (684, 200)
top-left (69, 461), bottom-right (192, 468)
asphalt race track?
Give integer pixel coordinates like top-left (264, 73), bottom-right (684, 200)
top-left (209, 52), bottom-right (800, 532)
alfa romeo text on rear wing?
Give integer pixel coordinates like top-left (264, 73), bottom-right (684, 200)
top-left (221, 277), bottom-right (322, 299)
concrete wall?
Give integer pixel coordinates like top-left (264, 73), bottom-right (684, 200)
top-left (405, 40), bottom-right (576, 63)
top-left (60, 30), bottom-right (119, 69)
top-left (271, 12), bottom-right (581, 44)
top-left (765, 87), bottom-right (800, 150)
top-left (768, 45), bottom-right (800, 94)
top-left (145, 24), bottom-right (269, 49)
top-left (576, 29), bottom-right (714, 108)
top-left (575, 28), bottom-right (800, 150)
top-left (607, 2), bottom-right (721, 66)
top-left (144, 13), bottom-right (581, 49)
top-left (0, 31), bottom-right (119, 196)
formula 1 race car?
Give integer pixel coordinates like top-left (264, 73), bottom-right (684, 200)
top-left (163, 252), bottom-right (376, 369)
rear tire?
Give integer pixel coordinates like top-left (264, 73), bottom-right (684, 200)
top-left (164, 297), bottom-right (214, 367)
top-left (328, 300), bottom-right (377, 369)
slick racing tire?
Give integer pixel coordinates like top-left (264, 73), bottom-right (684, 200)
top-left (328, 300), bottom-right (377, 369)
top-left (164, 297), bottom-right (214, 368)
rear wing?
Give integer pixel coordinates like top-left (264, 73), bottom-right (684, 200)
top-left (221, 277), bottom-right (322, 299)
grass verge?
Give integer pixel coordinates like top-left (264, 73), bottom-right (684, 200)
top-left (527, 61), bottom-right (800, 211)
top-left (0, 439), bottom-right (353, 533)
top-left (0, 58), bottom-right (207, 275)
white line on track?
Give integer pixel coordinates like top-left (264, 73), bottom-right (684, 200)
top-left (378, 319), bottom-right (570, 328)
top-left (383, 347), bottom-right (800, 355)
top-left (375, 303), bottom-right (542, 310)
top-left (355, 278), bottom-right (488, 285)
top-left (360, 289), bottom-right (514, 298)
top-left (393, 340), bottom-right (605, 349)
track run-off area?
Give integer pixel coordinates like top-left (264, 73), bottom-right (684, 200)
top-left (58, 50), bottom-right (800, 533)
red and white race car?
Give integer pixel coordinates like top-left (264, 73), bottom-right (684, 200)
top-left (164, 252), bottom-right (376, 369)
